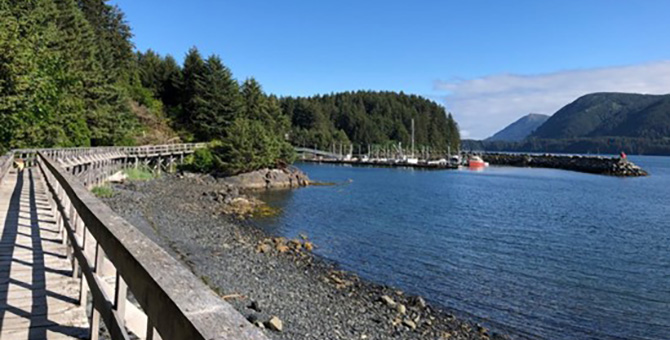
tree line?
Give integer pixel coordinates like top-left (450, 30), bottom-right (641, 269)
top-left (281, 92), bottom-right (460, 155)
top-left (0, 0), bottom-right (294, 175)
top-left (136, 48), bottom-right (294, 174)
top-left (1, 0), bottom-right (462, 175)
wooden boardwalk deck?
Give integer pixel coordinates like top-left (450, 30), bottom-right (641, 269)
top-left (0, 169), bottom-right (88, 339)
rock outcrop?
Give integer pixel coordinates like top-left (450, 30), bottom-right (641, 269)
top-left (481, 153), bottom-right (648, 177)
top-left (219, 166), bottom-right (310, 190)
top-left (201, 166), bottom-right (310, 218)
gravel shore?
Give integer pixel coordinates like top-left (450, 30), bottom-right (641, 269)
top-left (102, 175), bottom-right (511, 340)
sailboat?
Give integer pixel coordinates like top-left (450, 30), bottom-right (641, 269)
top-left (406, 118), bottom-right (419, 164)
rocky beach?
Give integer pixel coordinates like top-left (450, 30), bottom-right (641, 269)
top-left (101, 170), bottom-right (511, 340)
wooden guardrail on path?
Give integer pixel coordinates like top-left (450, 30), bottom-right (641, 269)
top-left (0, 144), bottom-right (269, 340)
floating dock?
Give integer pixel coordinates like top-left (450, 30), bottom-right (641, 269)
top-left (302, 158), bottom-right (459, 170)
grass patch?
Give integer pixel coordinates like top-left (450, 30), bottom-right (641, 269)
top-left (124, 166), bottom-right (156, 181)
top-left (91, 186), bottom-right (115, 198)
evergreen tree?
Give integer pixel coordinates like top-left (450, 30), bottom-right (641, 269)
top-left (0, 0), bottom-right (90, 149)
top-left (241, 78), bottom-right (270, 123)
top-left (211, 118), bottom-right (283, 175)
top-left (159, 55), bottom-right (183, 108)
top-left (137, 49), bottom-right (164, 95)
top-left (180, 47), bottom-right (207, 133)
top-left (193, 55), bottom-right (242, 140)
top-left (77, 0), bottom-right (134, 80)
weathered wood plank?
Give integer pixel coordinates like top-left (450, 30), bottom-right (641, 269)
top-left (0, 170), bottom-right (89, 339)
top-left (38, 148), bottom-right (268, 340)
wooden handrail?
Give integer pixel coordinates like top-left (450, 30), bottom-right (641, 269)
top-left (33, 147), bottom-right (267, 340)
top-left (0, 151), bottom-right (14, 185)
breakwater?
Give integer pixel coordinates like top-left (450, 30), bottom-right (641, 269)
top-left (303, 153), bottom-right (648, 176)
top-left (480, 153), bottom-right (648, 176)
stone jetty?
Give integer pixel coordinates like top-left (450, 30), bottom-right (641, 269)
top-left (480, 153), bottom-right (648, 177)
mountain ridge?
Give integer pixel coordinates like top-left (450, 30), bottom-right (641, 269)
top-left (530, 92), bottom-right (670, 139)
top-left (467, 92), bottom-right (670, 155)
top-left (487, 113), bottom-right (549, 141)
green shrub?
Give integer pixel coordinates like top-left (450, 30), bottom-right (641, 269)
top-left (124, 166), bottom-right (155, 181)
top-left (91, 186), bottom-right (115, 198)
top-left (183, 147), bottom-right (216, 173)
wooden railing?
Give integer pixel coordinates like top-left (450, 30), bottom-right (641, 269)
top-left (0, 144), bottom-right (268, 340)
top-left (34, 143), bottom-right (206, 188)
top-left (37, 143), bottom-right (207, 163)
top-left (0, 151), bottom-right (13, 185)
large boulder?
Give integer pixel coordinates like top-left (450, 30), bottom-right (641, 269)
top-left (222, 169), bottom-right (269, 190)
top-left (220, 167), bottom-right (310, 190)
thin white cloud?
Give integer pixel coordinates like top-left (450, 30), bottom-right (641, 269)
top-left (434, 60), bottom-right (670, 140)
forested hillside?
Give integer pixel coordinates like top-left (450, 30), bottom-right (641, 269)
top-left (0, 0), bottom-right (461, 173)
top-left (281, 92), bottom-right (460, 153)
top-left (0, 0), bottom-right (294, 174)
top-left (0, 0), bottom-right (145, 151)
top-left (531, 93), bottom-right (670, 139)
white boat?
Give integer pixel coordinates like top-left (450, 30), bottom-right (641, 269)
top-left (428, 158), bottom-right (447, 166)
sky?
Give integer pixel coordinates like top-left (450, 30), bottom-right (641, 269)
top-left (111, 0), bottom-right (670, 139)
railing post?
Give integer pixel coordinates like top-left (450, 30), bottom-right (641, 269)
top-left (90, 242), bottom-right (105, 340)
top-left (114, 273), bottom-right (127, 327)
top-left (146, 320), bottom-right (162, 340)
top-left (80, 228), bottom-right (89, 307)
top-left (90, 304), bottom-right (101, 340)
top-left (71, 210), bottom-right (81, 279)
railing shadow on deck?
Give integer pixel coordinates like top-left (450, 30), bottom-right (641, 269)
top-left (0, 169), bottom-right (89, 339)
top-left (0, 169), bottom-right (23, 330)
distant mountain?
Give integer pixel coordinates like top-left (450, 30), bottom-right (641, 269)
top-left (487, 113), bottom-right (549, 141)
top-left (530, 92), bottom-right (670, 139)
top-left (465, 92), bottom-right (670, 155)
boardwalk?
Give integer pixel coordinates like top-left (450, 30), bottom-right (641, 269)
top-left (0, 145), bottom-right (268, 340)
top-left (0, 169), bottom-right (88, 339)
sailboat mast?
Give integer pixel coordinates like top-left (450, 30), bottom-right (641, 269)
top-left (411, 118), bottom-right (415, 158)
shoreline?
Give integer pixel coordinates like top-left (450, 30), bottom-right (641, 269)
top-left (102, 175), bottom-right (515, 340)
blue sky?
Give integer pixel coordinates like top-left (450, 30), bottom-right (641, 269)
top-left (112, 0), bottom-right (670, 139)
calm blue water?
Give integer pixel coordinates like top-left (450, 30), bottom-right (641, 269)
top-left (255, 157), bottom-right (670, 340)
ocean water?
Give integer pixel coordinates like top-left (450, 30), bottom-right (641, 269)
top-left (254, 157), bottom-right (670, 339)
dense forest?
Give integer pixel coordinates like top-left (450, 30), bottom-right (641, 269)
top-left (0, 0), bottom-right (293, 174)
top-left (0, 0), bottom-right (142, 150)
top-left (0, 0), bottom-right (462, 174)
top-left (281, 92), bottom-right (460, 154)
